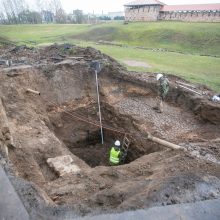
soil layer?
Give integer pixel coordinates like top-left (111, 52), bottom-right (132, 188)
top-left (0, 44), bottom-right (220, 219)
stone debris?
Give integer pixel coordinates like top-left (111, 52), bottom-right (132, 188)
top-left (47, 155), bottom-right (81, 176)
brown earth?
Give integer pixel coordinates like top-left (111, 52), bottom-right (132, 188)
top-left (0, 44), bottom-right (220, 219)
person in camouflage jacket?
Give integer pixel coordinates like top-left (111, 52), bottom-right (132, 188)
top-left (154, 74), bottom-right (169, 113)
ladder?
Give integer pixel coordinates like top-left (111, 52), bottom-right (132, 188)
top-left (121, 134), bottom-right (130, 163)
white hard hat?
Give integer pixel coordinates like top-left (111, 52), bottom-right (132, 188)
top-left (114, 140), bottom-right (121, 146)
top-left (156, 73), bottom-right (163, 81)
top-left (212, 95), bottom-right (220, 102)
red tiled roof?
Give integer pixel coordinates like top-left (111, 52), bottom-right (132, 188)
top-left (161, 4), bottom-right (220, 12)
top-left (124, 0), bottom-right (165, 7)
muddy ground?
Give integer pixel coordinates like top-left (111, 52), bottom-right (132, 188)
top-left (0, 44), bottom-right (220, 219)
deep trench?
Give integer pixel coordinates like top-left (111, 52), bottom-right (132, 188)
top-left (48, 102), bottom-right (161, 168)
top-left (1, 44), bottom-right (220, 219)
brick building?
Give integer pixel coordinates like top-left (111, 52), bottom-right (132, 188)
top-left (124, 0), bottom-right (220, 22)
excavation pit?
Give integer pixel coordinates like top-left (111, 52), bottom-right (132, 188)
top-left (0, 44), bottom-right (220, 219)
top-left (48, 103), bottom-right (161, 168)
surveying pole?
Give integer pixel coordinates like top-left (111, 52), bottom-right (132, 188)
top-left (91, 61), bottom-right (104, 144)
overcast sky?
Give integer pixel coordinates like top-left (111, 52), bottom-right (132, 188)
top-left (61, 0), bottom-right (220, 13)
top-left (29, 0), bottom-right (220, 14)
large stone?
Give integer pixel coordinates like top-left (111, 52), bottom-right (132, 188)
top-left (47, 155), bottom-right (81, 176)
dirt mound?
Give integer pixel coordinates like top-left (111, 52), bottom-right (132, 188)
top-left (0, 44), bottom-right (220, 219)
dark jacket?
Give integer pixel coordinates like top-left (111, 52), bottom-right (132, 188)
top-left (159, 77), bottom-right (169, 100)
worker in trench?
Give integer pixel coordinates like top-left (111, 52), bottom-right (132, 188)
top-left (212, 93), bottom-right (220, 102)
top-left (109, 140), bottom-right (124, 166)
top-left (153, 73), bottom-right (169, 113)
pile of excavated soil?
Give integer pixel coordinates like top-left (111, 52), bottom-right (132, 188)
top-left (0, 44), bottom-right (220, 219)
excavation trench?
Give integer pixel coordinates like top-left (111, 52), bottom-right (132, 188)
top-left (47, 101), bottom-right (161, 168)
top-left (0, 44), bottom-right (220, 218)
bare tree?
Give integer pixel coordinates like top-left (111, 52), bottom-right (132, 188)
top-left (35, 0), bottom-right (50, 12)
top-left (49, 0), bottom-right (66, 23)
top-left (2, 0), bottom-right (16, 23)
top-left (18, 10), bottom-right (42, 24)
top-left (0, 1), bottom-right (6, 23)
top-left (0, 0), bottom-right (68, 24)
top-left (72, 10), bottom-right (84, 24)
top-left (0, 8), bottom-right (6, 24)
top-left (35, 0), bottom-right (65, 23)
top-left (0, 0), bottom-right (27, 24)
top-left (35, 0), bottom-right (43, 12)
top-left (51, 0), bottom-right (62, 14)
top-left (55, 8), bottom-right (66, 23)
top-left (14, 0), bottom-right (26, 23)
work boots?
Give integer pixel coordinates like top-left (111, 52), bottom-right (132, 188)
top-left (158, 100), bottom-right (163, 113)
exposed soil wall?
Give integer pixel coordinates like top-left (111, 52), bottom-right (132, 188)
top-left (0, 44), bottom-right (220, 219)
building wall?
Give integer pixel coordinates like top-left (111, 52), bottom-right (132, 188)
top-left (125, 6), bottom-right (161, 21)
top-left (159, 11), bottom-right (220, 22)
top-left (125, 6), bottom-right (220, 22)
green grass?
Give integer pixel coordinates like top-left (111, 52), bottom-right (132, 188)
top-left (72, 22), bottom-right (220, 56)
top-left (79, 41), bottom-right (220, 91)
top-left (0, 22), bottom-right (220, 91)
top-left (0, 24), bottom-right (90, 45)
top-left (1, 22), bottom-right (220, 55)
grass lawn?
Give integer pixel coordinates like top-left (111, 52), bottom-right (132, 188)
top-left (1, 22), bottom-right (220, 56)
top-left (71, 22), bottom-right (220, 56)
top-left (0, 24), bottom-right (90, 45)
top-left (0, 22), bottom-right (219, 91)
top-left (78, 41), bottom-right (220, 91)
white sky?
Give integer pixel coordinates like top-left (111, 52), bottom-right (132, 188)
top-left (62, 0), bottom-right (220, 13)
top-left (29, 0), bottom-right (220, 14)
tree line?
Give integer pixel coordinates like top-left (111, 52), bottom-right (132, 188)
top-left (0, 0), bottom-right (124, 24)
top-left (0, 0), bottom-right (70, 24)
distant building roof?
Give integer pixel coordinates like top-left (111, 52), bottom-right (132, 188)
top-left (161, 4), bottom-right (220, 12)
top-left (124, 0), bottom-right (165, 7)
